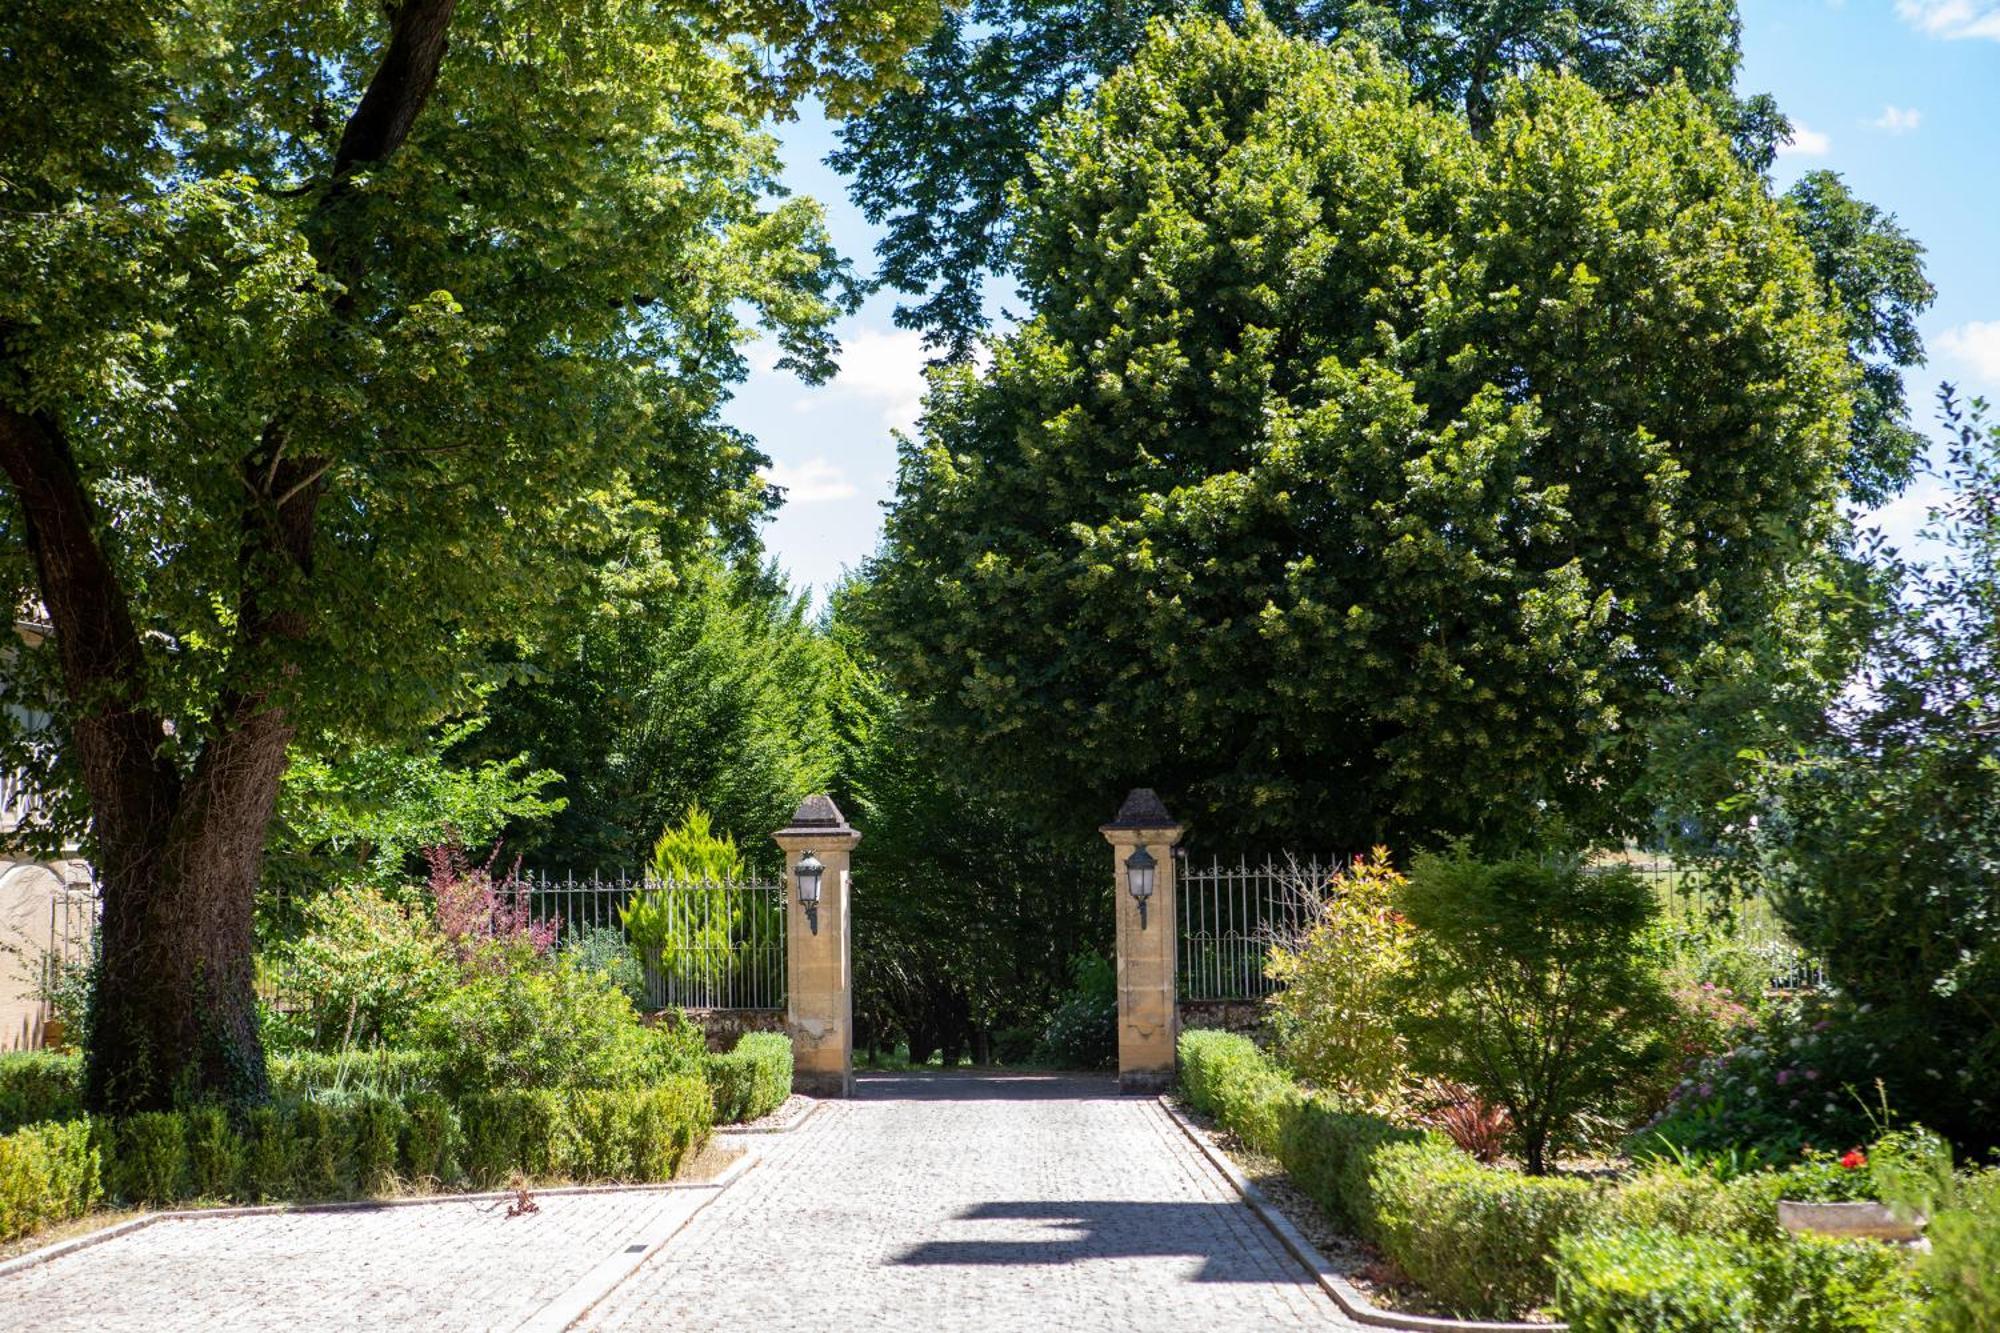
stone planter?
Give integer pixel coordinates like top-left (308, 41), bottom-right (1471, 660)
top-left (1778, 1199), bottom-right (1923, 1242)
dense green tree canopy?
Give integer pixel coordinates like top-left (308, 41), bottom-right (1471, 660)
top-left (464, 555), bottom-right (844, 871)
top-left (0, 0), bottom-right (935, 1110)
top-left (859, 17), bottom-right (1853, 851)
top-left (832, 0), bottom-right (1928, 496)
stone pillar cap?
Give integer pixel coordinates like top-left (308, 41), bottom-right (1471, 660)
top-left (1100, 787), bottom-right (1182, 832)
top-left (774, 793), bottom-right (859, 841)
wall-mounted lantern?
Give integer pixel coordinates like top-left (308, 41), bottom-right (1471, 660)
top-left (794, 850), bottom-right (824, 934)
top-left (1125, 844), bottom-right (1157, 929)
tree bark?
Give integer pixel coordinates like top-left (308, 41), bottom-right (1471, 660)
top-left (0, 0), bottom-right (460, 1112)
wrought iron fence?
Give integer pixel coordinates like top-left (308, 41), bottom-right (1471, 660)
top-left (255, 870), bottom-right (788, 1015)
top-left (1174, 848), bottom-right (1827, 1002)
top-left (1175, 852), bottom-right (1338, 1001)
top-left (1606, 854), bottom-right (1827, 991)
top-left (521, 870), bottom-right (787, 1011)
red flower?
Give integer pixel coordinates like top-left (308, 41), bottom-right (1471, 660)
top-left (1840, 1149), bottom-right (1867, 1170)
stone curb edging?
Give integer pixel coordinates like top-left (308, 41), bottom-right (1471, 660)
top-left (0, 1150), bottom-right (757, 1284)
top-left (1158, 1097), bottom-right (1567, 1333)
top-left (716, 1095), bottom-right (820, 1136)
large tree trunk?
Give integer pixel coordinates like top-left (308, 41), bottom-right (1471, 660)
top-left (0, 0), bottom-right (459, 1113)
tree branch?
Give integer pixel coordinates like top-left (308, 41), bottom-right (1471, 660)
top-left (332, 0), bottom-right (461, 182)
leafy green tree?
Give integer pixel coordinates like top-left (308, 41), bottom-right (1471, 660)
top-left (1729, 394), bottom-right (2000, 1151)
top-left (1393, 847), bottom-right (1673, 1173)
top-left (1781, 172), bottom-right (1936, 507)
top-left (0, 0), bottom-right (935, 1111)
top-left (267, 719), bottom-right (564, 900)
top-left (859, 17), bottom-right (1853, 851)
top-left (834, 0), bottom-right (1777, 362)
top-left (831, 585), bottom-right (1103, 1064)
top-left (833, 1), bottom-right (1926, 496)
top-left (466, 556), bottom-right (843, 870)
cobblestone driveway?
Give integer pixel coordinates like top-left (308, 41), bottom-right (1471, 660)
top-left (0, 1073), bottom-right (1357, 1331)
top-left (588, 1072), bottom-right (1359, 1331)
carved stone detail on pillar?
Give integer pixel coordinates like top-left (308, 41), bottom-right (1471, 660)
top-left (773, 794), bottom-right (860, 1098)
top-left (1101, 789), bottom-right (1186, 1094)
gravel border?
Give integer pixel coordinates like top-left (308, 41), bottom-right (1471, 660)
top-left (1159, 1096), bottom-right (1567, 1333)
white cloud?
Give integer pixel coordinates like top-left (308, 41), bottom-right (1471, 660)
top-left (1775, 121), bottom-right (1832, 157)
top-left (765, 456), bottom-right (858, 504)
top-left (1896, 0), bottom-right (2000, 38)
top-left (1871, 105), bottom-right (1923, 133)
top-left (1936, 321), bottom-right (2000, 385)
top-left (803, 326), bottom-right (931, 437)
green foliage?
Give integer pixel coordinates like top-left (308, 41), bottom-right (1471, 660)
top-left (859, 16), bottom-right (1853, 853)
top-left (116, 1111), bottom-right (190, 1205)
top-left (0, 1051), bottom-right (85, 1133)
top-left (1715, 400), bottom-right (2000, 1152)
top-left (268, 718), bottom-right (565, 900)
top-left (1371, 1146), bottom-right (1602, 1317)
top-left (403, 1092), bottom-right (463, 1186)
top-left (1033, 953), bottom-right (1117, 1070)
top-left (561, 926), bottom-right (647, 1008)
top-left (1178, 1030), bottom-right (1300, 1157)
top-left (1265, 850), bottom-right (1414, 1112)
top-left (0, 1120), bottom-right (100, 1244)
top-left (706, 1032), bottom-right (794, 1123)
top-left (1557, 1228), bottom-right (1764, 1331)
top-left (833, 0), bottom-right (1794, 359)
top-left (468, 559), bottom-right (845, 871)
top-left (185, 1103), bottom-right (243, 1199)
top-left (620, 805), bottom-right (768, 999)
top-left (261, 885), bottom-right (454, 1053)
top-left (1557, 1228), bottom-right (1923, 1332)
top-left (833, 596), bottom-right (1104, 1066)
top-left (1395, 848), bottom-right (1675, 1171)
top-left (415, 955), bottom-right (686, 1098)
top-left (1869, 1132), bottom-right (2000, 1331)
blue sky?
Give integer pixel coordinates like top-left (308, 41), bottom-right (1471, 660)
top-left (729, 0), bottom-right (2000, 604)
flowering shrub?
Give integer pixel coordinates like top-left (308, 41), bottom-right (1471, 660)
top-left (1633, 1000), bottom-right (1883, 1158)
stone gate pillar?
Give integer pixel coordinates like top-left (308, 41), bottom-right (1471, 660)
top-left (1101, 789), bottom-right (1185, 1093)
top-left (773, 795), bottom-right (860, 1098)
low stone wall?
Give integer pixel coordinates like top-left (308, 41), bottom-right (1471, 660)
top-left (1178, 998), bottom-right (1266, 1038)
top-left (660, 1007), bottom-right (787, 1053)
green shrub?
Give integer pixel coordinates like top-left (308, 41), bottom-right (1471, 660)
top-left (562, 925), bottom-right (647, 1007)
top-left (1265, 849), bottom-right (1415, 1114)
top-left (707, 1032), bottom-right (793, 1123)
top-left (1275, 1096), bottom-right (1440, 1237)
top-left (418, 955), bottom-right (649, 1097)
top-left (402, 1092), bottom-right (461, 1185)
top-left (351, 1095), bottom-right (407, 1193)
top-left (0, 1051), bottom-right (84, 1132)
top-left (1371, 1145), bottom-right (1601, 1317)
top-left (1557, 1228), bottom-right (1760, 1331)
top-left (292, 1100), bottom-right (344, 1198)
top-left (1394, 847), bottom-right (1674, 1173)
top-left (0, 1120), bottom-right (101, 1243)
top-left (1177, 1030), bottom-right (1297, 1155)
top-left (1034, 952), bottom-right (1117, 1069)
top-left (1595, 1161), bottom-right (1787, 1244)
top-left (185, 1104), bottom-right (244, 1199)
top-left (261, 884), bottom-right (453, 1052)
top-left (245, 1104), bottom-right (298, 1201)
top-left (117, 1111), bottom-right (190, 1205)
top-left (1558, 1228), bottom-right (1923, 1332)
top-left (270, 1048), bottom-right (433, 1101)
top-left (630, 1077), bottom-right (712, 1179)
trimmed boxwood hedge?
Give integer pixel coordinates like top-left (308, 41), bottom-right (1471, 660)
top-left (0, 1076), bottom-right (713, 1245)
top-left (1176, 1030), bottom-right (1922, 1323)
top-left (706, 1032), bottom-right (793, 1124)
